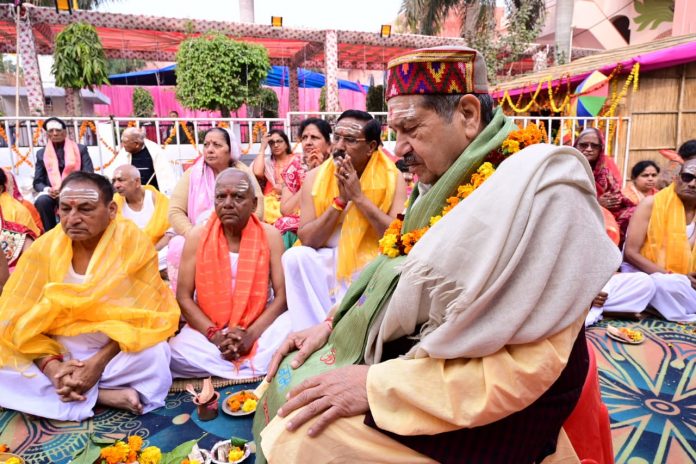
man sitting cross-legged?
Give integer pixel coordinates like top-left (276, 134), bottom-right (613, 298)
top-left (113, 164), bottom-right (172, 274)
top-left (621, 157), bottom-right (696, 322)
top-left (0, 172), bottom-right (180, 421)
top-left (169, 168), bottom-right (291, 379)
top-left (283, 110), bottom-right (407, 330)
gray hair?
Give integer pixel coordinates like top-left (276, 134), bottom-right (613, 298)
top-left (418, 93), bottom-right (495, 126)
top-left (122, 127), bottom-right (145, 143)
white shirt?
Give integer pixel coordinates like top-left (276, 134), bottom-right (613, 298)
top-left (122, 189), bottom-right (155, 230)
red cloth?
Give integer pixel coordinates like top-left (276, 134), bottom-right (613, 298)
top-left (564, 343), bottom-right (614, 464)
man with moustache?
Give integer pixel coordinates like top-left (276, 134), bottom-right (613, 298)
top-left (252, 46), bottom-right (620, 463)
top-left (281, 110), bottom-right (407, 331)
top-left (621, 157), bottom-right (696, 322)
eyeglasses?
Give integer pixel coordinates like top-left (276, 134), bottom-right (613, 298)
top-left (679, 172), bottom-right (696, 184)
top-left (332, 134), bottom-right (366, 146)
top-left (577, 142), bottom-right (601, 150)
top-left (268, 139), bottom-right (285, 146)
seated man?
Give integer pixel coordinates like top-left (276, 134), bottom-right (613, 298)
top-left (251, 46), bottom-right (620, 464)
top-left (0, 172), bottom-right (180, 421)
top-left (113, 164), bottom-right (172, 273)
top-left (107, 127), bottom-right (176, 196)
top-left (169, 168), bottom-right (291, 379)
top-left (621, 158), bottom-right (696, 322)
top-left (283, 110), bottom-right (407, 330)
top-left (33, 117), bottom-right (94, 231)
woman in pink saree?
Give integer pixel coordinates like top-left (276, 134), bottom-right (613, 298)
top-left (166, 127), bottom-right (263, 290)
top-left (574, 128), bottom-right (635, 245)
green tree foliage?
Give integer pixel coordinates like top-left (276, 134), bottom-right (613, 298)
top-left (132, 87), bottom-right (154, 117)
top-left (633, 0), bottom-right (675, 31)
top-left (175, 33), bottom-right (270, 117)
top-left (248, 87), bottom-right (279, 118)
top-left (366, 85), bottom-right (385, 112)
top-left (106, 58), bottom-right (146, 76)
top-left (319, 86), bottom-right (327, 112)
top-left (52, 21), bottom-right (110, 115)
top-left (400, 0), bottom-right (545, 83)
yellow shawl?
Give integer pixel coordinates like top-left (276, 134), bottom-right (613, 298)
top-left (312, 148), bottom-right (398, 281)
top-left (0, 191), bottom-right (40, 236)
top-left (114, 185), bottom-right (170, 245)
top-left (640, 184), bottom-right (696, 273)
top-left (0, 218), bottom-right (180, 370)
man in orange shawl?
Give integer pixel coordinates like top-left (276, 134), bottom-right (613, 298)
top-left (113, 164), bottom-right (171, 273)
top-left (169, 168), bottom-right (291, 379)
top-left (282, 110), bottom-right (407, 331)
top-left (622, 157), bottom-right (696, 322)
top-left (0, 171), bottom-right (179, 421)
top-left (33, 117), bottom-right (94, 231)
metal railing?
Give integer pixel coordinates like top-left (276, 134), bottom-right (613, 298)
top-left (1, 113), bottom-right (632, 185)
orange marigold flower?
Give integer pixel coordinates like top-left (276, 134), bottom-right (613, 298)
top-left (0, 444), bottom-right (8, 452)
top-left (128, 436), bottom-right (143, 453)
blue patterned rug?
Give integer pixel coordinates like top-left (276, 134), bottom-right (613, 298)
top-left (1, 318), bottom-right (693, 463)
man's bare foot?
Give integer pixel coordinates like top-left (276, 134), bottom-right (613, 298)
top-left (97, 388), bottom-right (144, 415)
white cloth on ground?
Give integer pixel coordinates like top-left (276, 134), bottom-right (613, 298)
top-left (0, 332), bottom-right (172, 421)
top-left (585, 272), bottom-right (657, 326)
top-left (620, 262), bottom-right (696, 322)
top-left (121, 188), bottom-right (155, 229)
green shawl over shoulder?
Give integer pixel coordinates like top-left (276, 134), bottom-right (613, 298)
top-left (252, 108), bottom-right (515, 462)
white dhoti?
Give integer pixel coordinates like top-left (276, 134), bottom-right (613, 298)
top-left (169, 312), bottom-right (292, 379)
top-left (282, 245), bottom-right (355, 331)
top-left (158, 245), bottom-right (168, 271)
top-left (0, 333), bottom-right (172, 421)
top-left (585, 272), bottom-right (657, 326)
top-left (650, 273), bottom-right (696, 322)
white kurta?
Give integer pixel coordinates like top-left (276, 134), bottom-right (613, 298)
top-left (120, 190), bottom-right (168, 271)
top-left (0, 266), bottom-right (172, 421)
top-left (169, 252), bottom-right (292, 379)
top-left (585, 272), bottom-right (657, 326)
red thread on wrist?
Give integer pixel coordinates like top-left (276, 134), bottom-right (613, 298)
top-left (39, 354), bottom-right (64, 373)
top-left (332, 197), bottom-right (347, 210)
top-left (205, 325), bottom-right (221, 341)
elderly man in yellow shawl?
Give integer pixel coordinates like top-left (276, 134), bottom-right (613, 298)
top-left (622, 157), bottom-right (696, 322)
top-left (283, 110), bottom-right (407, 331)
top-left (113, 164), bottom-right (172, 273)
top-left (0, 171), bottom-right (180, 421)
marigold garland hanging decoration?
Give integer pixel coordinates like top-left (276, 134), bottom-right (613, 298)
top-left (379, 123), bottom-right (547, 258)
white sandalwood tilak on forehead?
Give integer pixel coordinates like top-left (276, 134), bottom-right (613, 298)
top-left (60, 186), bottom-right (100, 202)
top-left (334, 121), bottom-right (364, 136)
top-left (387, 101), bottom-right (418, 125)
top-left (683, 164), bottom-right (696, 175)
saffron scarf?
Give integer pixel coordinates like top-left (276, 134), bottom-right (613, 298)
top-left (311, 147), bottom-right (399, 281)
top-left (195, 213), bottom-right (269, 331)
top-left (114, 185), bottom-right (170, 245)
top-left (640, 184), bottom-right (696, 274)
top-left (252, 108), bottom-right (515, 462)
top-left (43, 139), bottom-right (81, 189)
top-left (0, 218), bottom-right (180, 371)
top-left (0, 192), bottom-right (40, 236)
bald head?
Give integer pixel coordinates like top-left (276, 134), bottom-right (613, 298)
top-left (121, 128), bottom-right (145, 154)
top-left (112, 164), bottom-right (143, 200)
top-left (214, 168), bottom-right (257, 231)
top-left (216, 168), bottom-right (254, 193)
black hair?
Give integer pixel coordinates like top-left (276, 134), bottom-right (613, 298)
top-left (298, 118), bottom-right (332, 143)
top-left (44, 117), bottom-right (67, 130)
top-left (0, 169), bottom-right (6, 191)
top-left (205, 127), bottom-right (231, 149)
top-left (678, 139), bottom-right (696, 161)
top-left (60, 171), bottom-right (114, 204)
top-left (268, 129), bottom-right (292, 154)
top-left (418, 93), bottom-right (495, 127)
top-left (336, 110), bottom-right (381, 145)
top-left (630, 160), bottom-right (660, 180)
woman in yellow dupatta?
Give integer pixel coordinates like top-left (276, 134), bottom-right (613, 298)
top-left (0, 170), bottom-right (40, 236)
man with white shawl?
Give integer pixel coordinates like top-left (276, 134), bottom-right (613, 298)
top-left (251, 47), bottom-right (620, 463)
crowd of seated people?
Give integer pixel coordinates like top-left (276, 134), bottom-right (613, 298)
top-left (0, 97), bottom-right (693, 460)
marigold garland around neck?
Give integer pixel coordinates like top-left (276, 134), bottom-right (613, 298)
top-left (378, 122), bottom-right (548, 258)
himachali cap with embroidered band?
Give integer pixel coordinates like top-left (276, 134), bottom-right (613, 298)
top-left (386, 46), bottom-right (489, 100)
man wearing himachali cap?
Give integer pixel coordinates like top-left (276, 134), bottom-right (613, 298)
top-left (252, 46), bottom-right (620, 463)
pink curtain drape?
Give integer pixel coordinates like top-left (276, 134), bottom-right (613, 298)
top-left (93, 85), bottom-right (366, 118)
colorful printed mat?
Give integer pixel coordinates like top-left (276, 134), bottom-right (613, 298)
top-left (587, 318), bottom-right (695, 463)
top-left (0, 318), bottom-right (693, 463)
